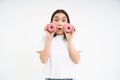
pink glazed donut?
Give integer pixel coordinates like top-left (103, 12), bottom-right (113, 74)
top-left (64, 23), bottom-right (74, 33)
top-left (47, 23), bottom-right (56, 33)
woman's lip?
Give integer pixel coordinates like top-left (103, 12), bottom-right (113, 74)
top-left (58, 28), bottom-right (62, 30)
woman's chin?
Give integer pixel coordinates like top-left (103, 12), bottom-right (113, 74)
top-left (56, 32), bottom-right (64, 35)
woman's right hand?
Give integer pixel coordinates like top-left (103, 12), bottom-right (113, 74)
top-left (44, 26), bottom-right (55, 40)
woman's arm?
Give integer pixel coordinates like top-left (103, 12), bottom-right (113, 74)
top-left (39, 38), bottom-right (52, 64)
top-left (37, 26), bottom-right (55, 64)
top-left (65, 28), bottom-right (80, 64)
top-left (67, 40), bottom-right (80, 64)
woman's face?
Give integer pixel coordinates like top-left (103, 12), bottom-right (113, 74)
top-left (52, 13), bottom-right (68, 35)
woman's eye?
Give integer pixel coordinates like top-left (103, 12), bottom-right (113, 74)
top-left (54, 19), bottom-right (58, 22)
top-left (62, 19), bottom-right (67, 22)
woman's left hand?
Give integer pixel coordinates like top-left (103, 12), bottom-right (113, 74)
top-left (64, 28), bottom-right (75, 42)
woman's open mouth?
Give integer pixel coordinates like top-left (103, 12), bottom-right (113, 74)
top-left (58, 28), bottom-right (62, 30)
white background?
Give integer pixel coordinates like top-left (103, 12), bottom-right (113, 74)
top-left (0, 0), bottom-right (120, 80)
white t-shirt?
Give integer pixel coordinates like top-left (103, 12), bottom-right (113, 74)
top-left (38, 34), bottom-right (82, 79)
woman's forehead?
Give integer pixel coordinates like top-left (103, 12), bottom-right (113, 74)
top-left (53, 13), bottom-right (67, 19)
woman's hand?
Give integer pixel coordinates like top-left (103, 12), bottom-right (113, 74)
top-left (44, 26), bottom-right (56, 40)
top-left (64, 27), bottom-right (75, 42)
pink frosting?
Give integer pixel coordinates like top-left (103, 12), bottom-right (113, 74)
top-left (64, 23), bottom-right (74, 33)
top-left (47, 23), bottom-right (56, 33)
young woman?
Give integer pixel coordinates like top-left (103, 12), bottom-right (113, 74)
top-left (37, 9), bottom-right (81, 80)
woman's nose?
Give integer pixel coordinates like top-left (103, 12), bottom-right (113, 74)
top-left (57, 21), bottom-right (63, 26)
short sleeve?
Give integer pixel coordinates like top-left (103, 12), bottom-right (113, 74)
top-left (72, 34), bottom-right (83, 52)
top-left (36, 33), bottom-right (47, 52)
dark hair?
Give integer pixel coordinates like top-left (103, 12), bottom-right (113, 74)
top-left (50, 9), bottom-right (70, 23)
top-left (50, 9), bottom-right (70, 39)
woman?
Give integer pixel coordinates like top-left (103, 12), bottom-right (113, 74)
top-left (37, 9), bottom-right (81, 80)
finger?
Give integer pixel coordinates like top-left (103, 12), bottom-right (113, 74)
top-left (64, 31), bottom-right (68, 36)
top-left (73, 27), bottom-right (76, 32)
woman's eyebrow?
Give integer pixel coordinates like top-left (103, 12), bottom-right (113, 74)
top-left (62, 16), bottom-right (67, 19)
top-left (53, 16), bottom-right (59, 18)
top-left (53, 16), bottom-right (67, 19)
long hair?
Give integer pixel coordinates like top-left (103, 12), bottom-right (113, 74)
top-left (50, 9), bottom-right (70, 39)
